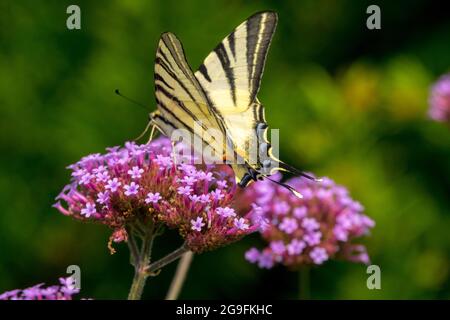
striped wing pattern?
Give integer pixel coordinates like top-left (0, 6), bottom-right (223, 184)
top-left (152, 32), bottom-right (228, 160)
top-left (193, 11), bottom-right (279, 175)
top-left (152, 11), bottom-right (284, 186)
top-left (195, 11), bottom-right (277, 109)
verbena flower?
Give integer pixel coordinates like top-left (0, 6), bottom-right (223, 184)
top-left (429, 74), bottom-right (450, 123)
top-left (54, 137), bottom-right (260, 253)
top-left (238, 174), bottom-right (375, 269)
top-left (0, 277), bottom-right (80, 300)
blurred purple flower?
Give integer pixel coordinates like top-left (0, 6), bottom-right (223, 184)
top-left (429, 74), bottom-right (450, 123)
top-left (238, 174), bottom-right (375, 269)
top-left (310, 247), bottom-right (328, 265)
top-left (234, 217), bottom-right (250, 230)
top-left (54, 137), bottom-right (261, 253)
top-left (245, 248), bottom-right (260, 263)
top-left (0, 277), bottom-right (81, 300)
top-left (216, 207), bottom-right (236, 218)
top-left (279, 217), bottom-right (298, 234)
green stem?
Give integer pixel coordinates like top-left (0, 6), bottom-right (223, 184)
top-left (128, 267), bottom-right (149, 300)
top-left (299, 267), bottom-right (310, 300)
top-left (127, 223), bottom-right (155, 300)
top-left (126, 218), bottom-right (189, 300)
top-left (126, 227), bottom-right (139, 267)
top-left (145, 242), bottom-right (189, 275)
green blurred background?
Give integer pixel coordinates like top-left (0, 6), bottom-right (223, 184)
top-left (1, 0), bottom-right (449, 299)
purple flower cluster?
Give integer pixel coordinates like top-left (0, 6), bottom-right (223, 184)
top-left (0, 277), bottom-right (79, 300)
top-left (54, 137), bottom-right (260, 253)
top-left (238, 174), bottom-right (375, 269)
top-left (429, 74), bottom-right (450, 123)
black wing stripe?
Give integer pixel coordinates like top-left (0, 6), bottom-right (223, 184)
top-left (154, 73), bottom-right (174, 90)
top-left (246, 13), bottom-right (262, 96)
top-left (156, 52), bottom-right (212, 121)
top-left (155, 56), bottom-right (178, 79)
top-left (156, 98), bottom-right (212, 147)
top-left (195, 12), bottom-right (277, 108)
top-left (155, 99), bottom-right (225, 158)
top-left (228, 30), bottom-right (236, 58)
top-left (155, 84), bottom-right (210, 132)
top-left (163, 34), bottom-right (208, 98)
top-left (155, 98), bottom-right (193, 134)
top-left (156, 40), bottom-right (212, 120)
top-left (198, 64), bottom-right (211, 82)
top-left (153, 113), bottom-right (177, 130)
top-left (163, 36), bottom-right (194, 84)
top-left (156, 53), bottom-right (199, 103)
top-left (214, 43), bottom-right (236, 106)
top-left (246, 13), bottom-right (277, 104)
top-left (155, 54), bottom-right (198, 102)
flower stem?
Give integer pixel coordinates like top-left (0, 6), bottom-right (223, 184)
top-left (127, 223), bottom-right (155, 300)
top-left (299, 267), bottom-right (310, 300)
top-left (126, 227), bottom-right (139, 267)
top-left (165, 250), bottom-right (194, 300)
top-left (126, 221), bottom-right (189, 301)
top-left (145, 242), bottom-right (189, 275)
top-left (128, 267), bottom-right (149, 300)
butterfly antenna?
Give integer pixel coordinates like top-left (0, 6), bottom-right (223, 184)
top-left (279, 162), bottom-right (322, 182)
top-left (115, 89), bottom-right (150, 112)
top-left (264, 175), bottom-right (303, 199)
top-left (115, 89), bottom-right (156, 142)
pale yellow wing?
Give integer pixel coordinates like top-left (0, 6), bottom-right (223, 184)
top-left (153, 32), bottom-right (228, 160)
top-left (193, 12), bottom-right (279, 175)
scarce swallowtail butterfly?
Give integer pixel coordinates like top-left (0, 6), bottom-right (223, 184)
top-left (148, 11), bottom-right (316, 196)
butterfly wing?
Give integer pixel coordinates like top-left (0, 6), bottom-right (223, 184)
top-left (194, 11), bottom-right (281, 184)
top-left (151, 13), bottom-right (312, 189)
top-left (195, 11), bottom-right (277, 109)
top-left (152, 32), bottom-right (229, 161)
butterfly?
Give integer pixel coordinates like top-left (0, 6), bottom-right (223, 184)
top-left (148, 11), bottom-right (315, 196)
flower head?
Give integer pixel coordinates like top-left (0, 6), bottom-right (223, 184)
top-left (429, 74), bottom-right (450, 123)
top-left (240, 174), bottom-right (375, 269)
top-left (54, 137), bottom-right (261, 253)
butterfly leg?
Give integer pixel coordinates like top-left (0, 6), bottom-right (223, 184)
top-left (146, 124), bottom-right (157, 144)
top-left (134, 121), bottom-right (152, 142)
